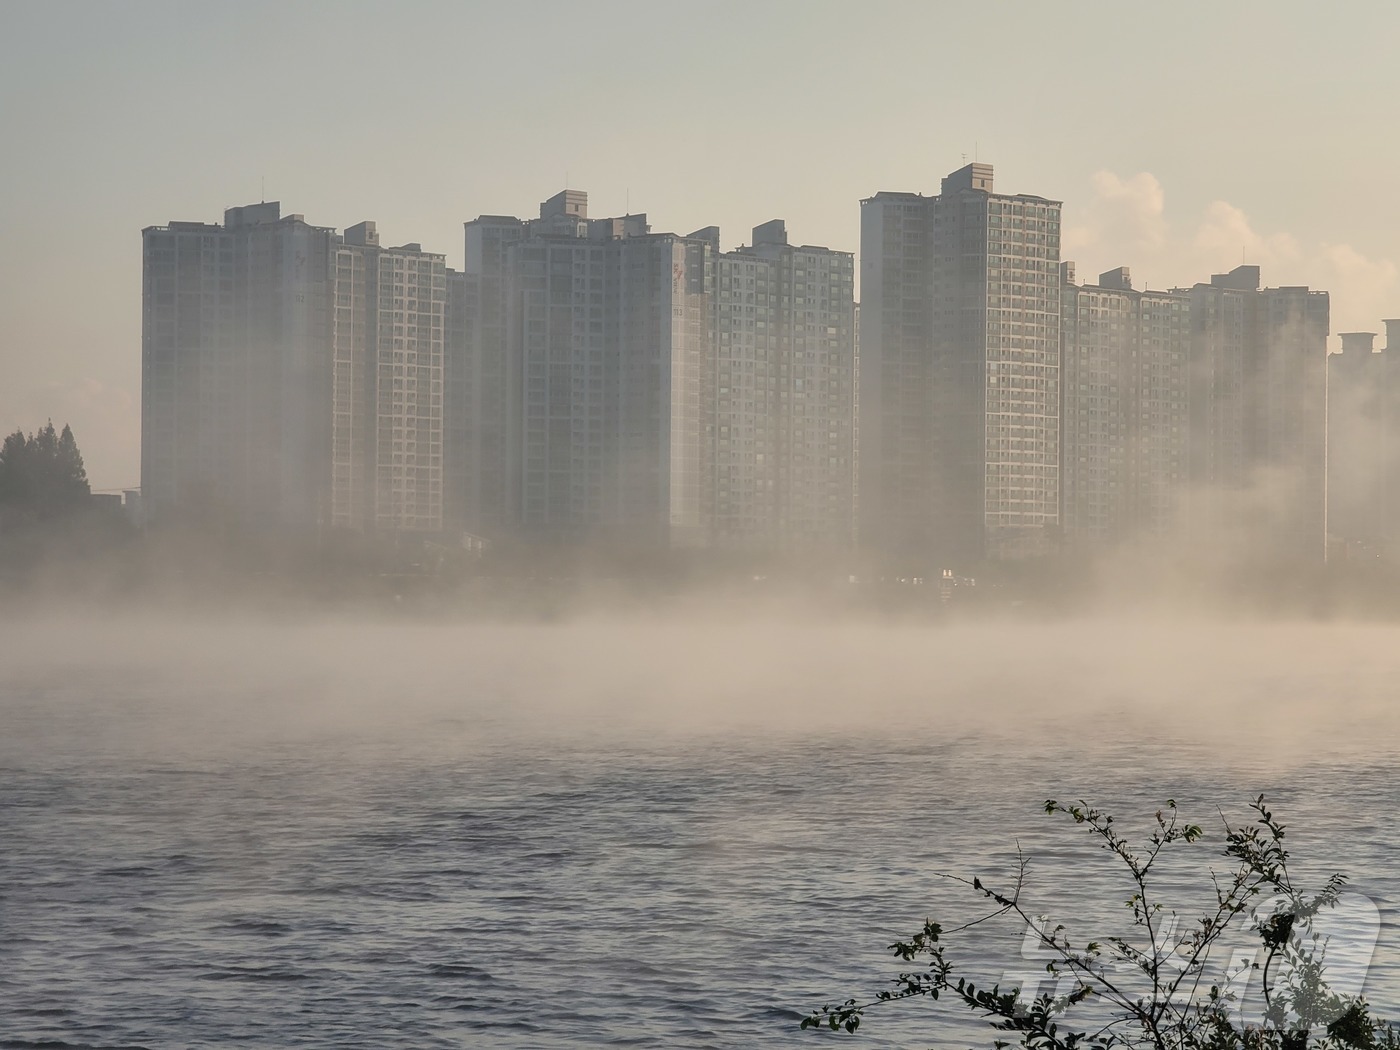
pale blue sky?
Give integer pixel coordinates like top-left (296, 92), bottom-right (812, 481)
top-left (3, 0), bottom-right (1396, 488)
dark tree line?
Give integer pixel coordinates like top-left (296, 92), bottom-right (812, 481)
top-left (0, 421), bottom-right (91, 526)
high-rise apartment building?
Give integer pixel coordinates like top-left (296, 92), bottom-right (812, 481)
top-left (1179, 265), bottom-right (1329, 560)
top-left (612, 229), bottom-right (712, 547)
top-left (444, 267), bottom-right (479, 535)
top-left (146, 193), bottom-right (856, 552)
top-left (1327, 321), bottom-right (1400, 558)
top-left (458, 214), bottom-right (527, 538)
top-left (329, 222), bottom-right (447, 533)
top-left (1059, 265), bottom-right (1190, 545)
top-left (142, 203), bottom-right (333, 530)
top-left (703, 220), bottom-right (856, 550)
top-left (465, 193), bottom-right (710, 544)
top-left (860, 163), bottom-right (1062, 566)
top-left (456, 191), bottom-right (855, 551)
top-left (143, 203), bottom-right (446, 536)
top-left (460, 193), bottom-right (709, 545)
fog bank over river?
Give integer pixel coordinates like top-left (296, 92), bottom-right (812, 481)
top-left (2, 612), bottom-right (1396, 762)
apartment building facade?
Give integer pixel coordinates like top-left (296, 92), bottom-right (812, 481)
top-left (455, 191), bottom-right (855, 551)
top-left (860, 163), bottom-right (1062, 567)
top-left (142, 202), bottom-right (333, 531)
top-left (1180, 265), bottom-right (1329, 561)
top-left (329, 221), bottom-right (447, 533)
top-left (1060, 264), bottom-right (1190, 545)
top-left (143, 202), bottom-right (446, 536)
top-left (704, 220), bottom-right (856, 550)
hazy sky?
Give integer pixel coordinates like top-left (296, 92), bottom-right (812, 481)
top-left (3, 0), bottom-right (1397, 489)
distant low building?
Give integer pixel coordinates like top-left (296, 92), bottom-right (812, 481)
top-left (90, 492), bottom-right (122, 512)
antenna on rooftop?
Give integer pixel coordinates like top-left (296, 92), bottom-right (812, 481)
top-left (261, 175), bottom-right (265, 203)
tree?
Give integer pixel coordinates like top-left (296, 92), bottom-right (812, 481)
top-left (803, 796), bottom-right (1396, 1049)
top-left (0, 420), bottom-right (91, 525)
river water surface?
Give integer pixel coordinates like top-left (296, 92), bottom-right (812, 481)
top-left (2, 615), bottom-right (1397, 1048)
